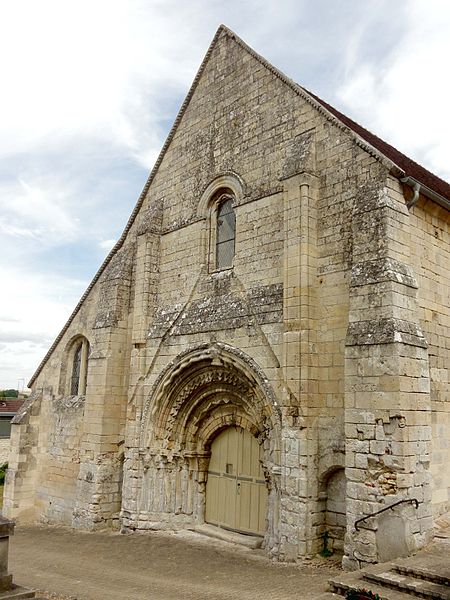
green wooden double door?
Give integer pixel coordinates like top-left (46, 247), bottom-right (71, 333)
top-left (205, 427), bottom-right (267, 536)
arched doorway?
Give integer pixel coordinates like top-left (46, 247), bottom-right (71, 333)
top-left (205, 426), bottom-right (267, 535)
top-left (137, 343), bottom-right (281, 552)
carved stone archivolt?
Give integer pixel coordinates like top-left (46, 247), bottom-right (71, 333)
top-left (140, 343), bottom-right (281, 458)
top-left (143, 343), bottom-right (277, 433)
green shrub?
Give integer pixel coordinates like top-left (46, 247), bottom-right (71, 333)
top-left (346, 589), bottom-right (381, 600)
top-left (0, 463), bottom-right (8, 486)
top-left (320, 530), bottom-right (333, 557)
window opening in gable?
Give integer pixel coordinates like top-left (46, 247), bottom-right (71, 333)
top-left (216, 197), bottom-right (236, 270)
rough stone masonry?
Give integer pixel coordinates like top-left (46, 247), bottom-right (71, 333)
top-left (4, 26), bottom-right (449, 569)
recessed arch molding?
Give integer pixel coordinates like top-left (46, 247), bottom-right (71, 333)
top-left (140, 342), bottom-right (281, 455)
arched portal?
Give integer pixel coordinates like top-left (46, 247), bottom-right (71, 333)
top-left (137, 343), bottom-right (281, 550)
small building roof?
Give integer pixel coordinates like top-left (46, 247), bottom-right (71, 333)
top-left (0, 399), bottom-right (25, 415)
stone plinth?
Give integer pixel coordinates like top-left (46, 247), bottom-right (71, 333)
top-left (0, 516), bottom-right (14, 591)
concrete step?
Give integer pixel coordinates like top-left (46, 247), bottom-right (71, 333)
top-left (363, 571), bottom-right (450, 599)
top-left (329, 573), bottom-right (413, 600)
top-left (393, 563), bottom-right (450, 587)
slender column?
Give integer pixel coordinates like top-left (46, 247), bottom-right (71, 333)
top-left (281, 171), bottom-right (319, 559)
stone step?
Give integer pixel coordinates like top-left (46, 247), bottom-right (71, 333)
top-left (393, 563), bottom-right (450, 587)
top-left (0, 586), bottom-right (37, 599)
top-left (364, 571), bottom-right (450, 599)
top-left (192, 524), bottom-right (263, 549)
top-left (329, 574), bottom-right (413, 600)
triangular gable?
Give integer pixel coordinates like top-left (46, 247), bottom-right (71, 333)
top-left (29, 24), bottom-right (449, 386)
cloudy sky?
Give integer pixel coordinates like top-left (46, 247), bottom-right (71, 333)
top-left (1, 0), bottom-right (449, 390)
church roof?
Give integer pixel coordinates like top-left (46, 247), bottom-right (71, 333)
top-left (305, 89), bottom-right (450, 203)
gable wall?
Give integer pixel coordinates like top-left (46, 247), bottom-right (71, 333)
top-left (121, 32), bottom-right (393, 554)
top-left (130, 31), bottom-right (388, 450)
top-left (147, 34), bottom-right (314, 229)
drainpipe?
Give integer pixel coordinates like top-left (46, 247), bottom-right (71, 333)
top-left (401, 175), bottom-right (450, 211)
top-left (401, 177), bottom-right (421, 209)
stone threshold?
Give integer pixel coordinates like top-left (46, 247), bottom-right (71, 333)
top-left (191, 524), bottom-right (264, 549)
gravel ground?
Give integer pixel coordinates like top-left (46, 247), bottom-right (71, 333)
top-left (10, 525), bottom-right (342, 600)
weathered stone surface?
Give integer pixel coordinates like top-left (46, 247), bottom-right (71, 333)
top-left (346, 318), bottom-right (427, 348)
top-left (351, 258), bottom-right (418, 289)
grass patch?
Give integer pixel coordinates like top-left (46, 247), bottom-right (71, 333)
top-left (0, 463), bottom-right (7, 510)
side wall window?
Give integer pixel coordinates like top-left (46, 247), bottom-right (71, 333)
top-left (71, 342), bottom-right (82, 395)
top-left (69, 337), bottom-right (89, 396)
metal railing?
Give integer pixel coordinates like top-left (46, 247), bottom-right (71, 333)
top-left (355, 498), bottom-right (419, 531)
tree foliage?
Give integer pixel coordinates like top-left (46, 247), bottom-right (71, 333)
top-left (0, 389), bottom-right (18, 398)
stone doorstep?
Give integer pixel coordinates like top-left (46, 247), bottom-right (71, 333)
top-left (363, 571), bottom-right (450, 600)
top-left (192, 524), bottom-right (264, 549)
top-left (393, 563), bottom-right (450, 587)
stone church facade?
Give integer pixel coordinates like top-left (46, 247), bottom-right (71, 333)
top-left (5, 27), bottom-right (449, 568)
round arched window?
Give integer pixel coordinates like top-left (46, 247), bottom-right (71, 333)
top-left (215, 195), bottom-right (236, 270)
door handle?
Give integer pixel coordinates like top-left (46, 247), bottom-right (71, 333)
top-left (237, 482), bottom-right (241, 495)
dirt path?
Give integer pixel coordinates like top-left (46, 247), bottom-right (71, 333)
top-left (10, 525), bottom-right (341, 600)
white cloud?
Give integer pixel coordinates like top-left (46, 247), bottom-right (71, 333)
top-left (0, 265), bottom-right (87, 388)
top-left (0, 177), bottom-right (79, 246)
top-left (337, 0), bottom-right (450, 181)
top-left (0, 0), bottom-right (210, 168)
top-left (98, 239), bottom-right (117, 251)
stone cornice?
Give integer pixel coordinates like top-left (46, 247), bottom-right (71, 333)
top-left (346, 318), bottom-right (427, 348)
top-left (351, 258), bottom-right (418, 289)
